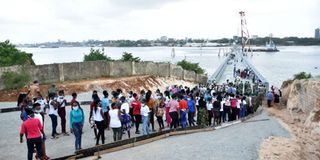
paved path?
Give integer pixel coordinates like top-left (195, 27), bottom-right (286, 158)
top-left (0, 105), bottom-right (148, 160)
top-left (83, 111), bottom-right (290, 160)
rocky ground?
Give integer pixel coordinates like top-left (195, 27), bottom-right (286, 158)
top-left (0, 75), bottom-right (197, 104)
top-left (259, 78), bottom-right (320, 160)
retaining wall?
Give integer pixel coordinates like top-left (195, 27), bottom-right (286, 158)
top-left (0, 61), bottom-right (208, 90)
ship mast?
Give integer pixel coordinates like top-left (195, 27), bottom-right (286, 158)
top-left (239, 11), bottom-right (250, 53)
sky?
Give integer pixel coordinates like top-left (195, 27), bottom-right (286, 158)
top-left (0, 0), bottom-right (319, 43)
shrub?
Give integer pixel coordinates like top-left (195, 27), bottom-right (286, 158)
top-left (293, 72), bottom-right (312, 80)
top-left (1, 71), bottom-right (31, 90)
top-left (120, 52), bottom-right (140, 62)
top-left (84, 48), bottom-right (113, 62)
top-left (177, 59), bottom-right (205, 74)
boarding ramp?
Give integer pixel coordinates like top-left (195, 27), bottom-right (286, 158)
top-left (210, 47), bottom-right (269, 92)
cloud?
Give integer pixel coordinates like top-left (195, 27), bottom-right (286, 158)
top-left (0, 0), bottom-right (319, 43)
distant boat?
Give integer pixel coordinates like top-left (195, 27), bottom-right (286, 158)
top-left (40, 45), bottom-right (59, 48)
top-left (265, 39), bottom-right (279, 52)
top-left (248, 39), bottom-right (279, 52)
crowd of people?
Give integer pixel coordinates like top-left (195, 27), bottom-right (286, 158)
top-left (18, 78), bottom-right (268, 160)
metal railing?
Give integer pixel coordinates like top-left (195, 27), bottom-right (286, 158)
top-left (209, 54), bottom-right (231, 83)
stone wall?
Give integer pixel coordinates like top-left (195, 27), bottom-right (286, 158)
top-left (0, 61), bottom-right (208, 90)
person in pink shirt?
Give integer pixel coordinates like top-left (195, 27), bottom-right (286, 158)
top-left (164, 91), bottom-right (172, 127)
top-left (20, 108), bottom-right (45, 160)
top-left (168, 94), bottom-right (180, 129)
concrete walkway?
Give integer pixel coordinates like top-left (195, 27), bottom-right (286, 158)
top-left (82, 111), bottom-right (290, 160)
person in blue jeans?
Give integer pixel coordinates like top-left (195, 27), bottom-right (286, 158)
top-left (240, 96), bottom-right (247, 118)
top-left (48, 97), bottom-right (59, 139)
top-left (70, 101), bottom-right (85, 151)
top-left (187, 95), bottom-right (196, 126)
top-left (140, 102), bottom-right (150, 136)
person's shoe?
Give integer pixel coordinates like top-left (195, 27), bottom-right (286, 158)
top-left (152, 129), bottom-right (156, 132)
top-left (63, 132), bottom-right (70, 136)
top-left (135, 131), bottom-right (140, 134)
top-left (51, 136), bottom-right (58, 139)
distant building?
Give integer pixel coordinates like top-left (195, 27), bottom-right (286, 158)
top-left (315, 28), bottom-right (320, 39)
top-left (251, 35), bottom-right (258, 40)
top-left (160, 36), bottom-right (168, 41)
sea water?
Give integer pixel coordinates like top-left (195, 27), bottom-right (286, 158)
top-left (19, 46), bottom-right (320, 87)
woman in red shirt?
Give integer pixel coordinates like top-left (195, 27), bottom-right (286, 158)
top-left (20, 108), bottom-right (45, 160)
top-left (131, 93), bottom-right (142, 134)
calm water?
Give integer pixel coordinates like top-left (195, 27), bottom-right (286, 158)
top-left (19, 46), bottom-right (320, 87)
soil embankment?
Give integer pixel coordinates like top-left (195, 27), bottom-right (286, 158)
top-left (0, 75), bottom-right (197, 102)
top-left (260, 78), bottom-right (320, 160)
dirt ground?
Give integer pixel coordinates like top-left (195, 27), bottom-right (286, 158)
top-left (0, 75), bottom-right (197, 102)
top-left (259, 103), bottom-right (320, 160)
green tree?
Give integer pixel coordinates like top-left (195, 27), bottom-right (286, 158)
top-left (177, 59), bottom-right (205, 74)
top-left (0, 40), bottom-right (35, 67)
top-left (293, 72), bottom-right (312, 80)
top-left (120, 52), bottom-right (141, 62)
top-left (84, 48), bottom-right (113, 62)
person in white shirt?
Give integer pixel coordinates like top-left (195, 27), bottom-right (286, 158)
top-left (109, 103), bottom-right (122, 142)
top-left (57, 90), bottom-right (69, 136)
top-left (140, 100), bottom-right (150, 135)
top-left (48, 97), bottom-right (59, 139)
top-left (33, 103), bottom-right (50, 160)
top-left (220, 98), bottom-right (225, 122)
top-left (206, 97), bottom-right (213, 126)
top-left (236, 95), bottom-right (242, 120)
top-left (120, 96), bottom-right (131, 138)
top-left (35, 95), bottom-right (47, 122)
top-left (93, 101), bottom-right (106, 145)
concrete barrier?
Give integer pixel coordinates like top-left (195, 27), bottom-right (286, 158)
top-left (0, 61), bottom-right (207, 90)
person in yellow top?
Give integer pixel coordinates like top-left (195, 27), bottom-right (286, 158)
top-left (145, 90), bottom-right (156, 132)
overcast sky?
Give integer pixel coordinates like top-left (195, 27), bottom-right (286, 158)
top-left (0, 0), bottom-right (319, 43)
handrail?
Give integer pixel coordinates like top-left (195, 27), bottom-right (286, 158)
top-left (237, 50), bottom-right (269, 91)
top-left (209, 54), bottom-right (231, 83)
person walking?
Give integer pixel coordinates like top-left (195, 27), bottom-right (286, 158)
top-left (145, 90), bottom-right (156, 132)
top-left (131, 93), bottom-right (142, 134)
top-left (164, 91), bottom-right (172, 128)
top-left (20, 108), bottom-right (44, 160)
top-left (49, 96), bottom-right (59, 139)
top-left (89, 94), bottom-right (100, 140)
top-left (179, 96), bottom-right (188, 129)
top-left (70, 101), bottom-right (85, 151)
top-left (197, 96), bottom-right (208, 126)
top-left (187, 95), bottom-right (196, 126)
top-left (33, 103), bottom-right (49, 160)
top-left (140, 100), bottom-right (150, 135)
top-left (109, 103), bottom-right (122, 142)
top-left (120, 96), bottom-right (131, 139)
top-left (155, 97), bottom-right (165, 131)
top-left (101, 90), bottom-right (110, 129)
top-left (92, 101), bottom-right (106, 145)
top-left (168, 94), bottom-right (179, 129)
top-left (206, 97), bottom-right (213, 126)
top-left (266, 91), bottom-right (273, 107)
top-left (57, 90), bottom-right (69, 136)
